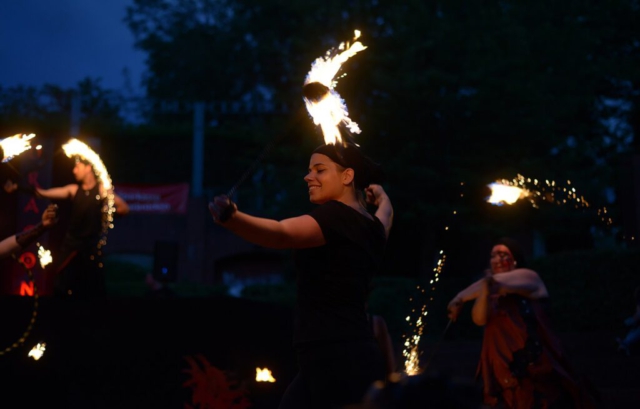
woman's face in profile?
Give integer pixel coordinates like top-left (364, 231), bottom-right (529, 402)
top-left (490, 244), bottom-right (516, 274)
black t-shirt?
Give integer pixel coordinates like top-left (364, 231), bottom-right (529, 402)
top-left (293, 200), bottom-right (387, 346)
top-left (63, 183), bottom-right (104, 251)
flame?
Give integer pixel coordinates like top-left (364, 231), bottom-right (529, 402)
top-left (28, 343), bottom-right (46, 360)
top-left (0, 134), bottom-right (35, 162)
top-left (62, 138), bottom-right (112, 192)
top-left (38, 245), bottom-right (52, 268)
top-left (303, 30), bottom-right (367, 145)
top-left (487, 182), bottom-right (529, 205)
top-left (255, 367), bottom-right (276, 382)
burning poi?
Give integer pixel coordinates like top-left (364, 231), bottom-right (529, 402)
top-left (487, 174), bottom-right (589, 209)
top-left (303, 30), bottom-right (367, 146)
top-left (487, 174), bottom-right (618, 239)
top-left (1, 133), bottom-right (35, 162)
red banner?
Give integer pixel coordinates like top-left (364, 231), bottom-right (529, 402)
top-left (115, 183), bottom-right (190, 214)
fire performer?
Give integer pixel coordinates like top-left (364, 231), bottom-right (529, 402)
top-left (446, 237), bottom-right (601, 408)
top-left (209, 142), bottom-right (394, 409)
top-left (0, 204), bottom-right (58, 259)
top-left (4, 156), bottom-right (129, 297)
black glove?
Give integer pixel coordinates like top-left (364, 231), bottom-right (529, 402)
top-left (208, 195), bottom-right (237, 223)
top-left (15, 223), bottom-right (47, 248)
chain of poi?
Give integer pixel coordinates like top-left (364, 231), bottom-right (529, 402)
top-left (0, 254), bottom-right (39, 356)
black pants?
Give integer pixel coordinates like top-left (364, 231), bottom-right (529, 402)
top-left (52, 246), bottom-right (106, 299)
top-left (278, 339), bottom-right (385, 409)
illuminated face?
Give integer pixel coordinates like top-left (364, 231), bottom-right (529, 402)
top-left (304, 153), bottom-right (347, 204)
top-left (490, 244), bottom-right (516, 274)
top-left (72, 161), bottom-right (93, 183)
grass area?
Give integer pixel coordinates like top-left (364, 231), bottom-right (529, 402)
top-left (102, 247), bottom-right (640, 335)
top-left (103, 253), bottom-right (229, 298)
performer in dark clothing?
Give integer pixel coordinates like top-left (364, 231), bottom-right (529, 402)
top-left (5, 155), bottom-right (129, 407)
top-left (54, 179), bottom-right (108, 297)
top-left (5, 156), bottom-right (129, 297)
top-left (447, 237), bottom-right (601, 408)
top-left (209, 142), bottom-right (394, 409)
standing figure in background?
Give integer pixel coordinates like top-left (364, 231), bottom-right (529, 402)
top-left (4, 156), bottom-right (129, 298)
top-left (617, 286), bottom-right (640, 356)
top-left (209, 142), bottom-right (394, 409)
top-left (0, 204), bottom-right (58, 259)
top-left (447, 237), bottom-right (601, 408)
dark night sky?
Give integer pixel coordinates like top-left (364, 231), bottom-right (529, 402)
top-left (0, 0), bottom-right (146, 94)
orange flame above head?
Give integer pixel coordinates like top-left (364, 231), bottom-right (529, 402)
top-left (487, 182), bottom-right (529, 205)
top-left (303, 30), bottom-right (367, 146)
top-left (62, 138), bottom-right (113, 193)
top-left (256, 367), bottom-right (276, 382)
top-left (1, 133), bottom-right (35, 162)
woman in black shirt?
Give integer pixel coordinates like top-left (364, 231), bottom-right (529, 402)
top-left (210, 142), bottom-right (393, 409)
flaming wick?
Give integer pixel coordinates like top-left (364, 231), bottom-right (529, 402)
top-left (28, 343), bottom-right (46, 360)
top-left (1, 133), bottom-right (35, 162)
top-left (256, 367), bottom-right (276, 382)
top-left (303, 30), bottom-right (367, 145)
top-left (37, 244), bottom-right (52, 268)
top-left (487, 182), bottom-right (530, 205)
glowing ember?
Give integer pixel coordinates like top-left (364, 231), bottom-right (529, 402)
top-left (400, 187), bottom-right (461, 375)
top-left (28, 343), bottom-right (46, 360)
top-left (404, 345), bottom-right (421, 376)
top-left (402, 284), bottom-right (428, 375)
top-left (303, 30), bottom-right (367, 145)
top-left (256, 367), bottom-right (276, 382)
top-left (37, 245), bottom-right (52, 268)
top-left (487, 182), bottom-right (530, 205)
top-left (0, 133), bottom-right (35, 162)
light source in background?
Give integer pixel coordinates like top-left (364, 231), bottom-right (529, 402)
top-left (255, 367), bottom-right (276, 383)
top-left (487, 182), bottom-right (530, 205)
top-left (28, 343), bottom-right (46, 360)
